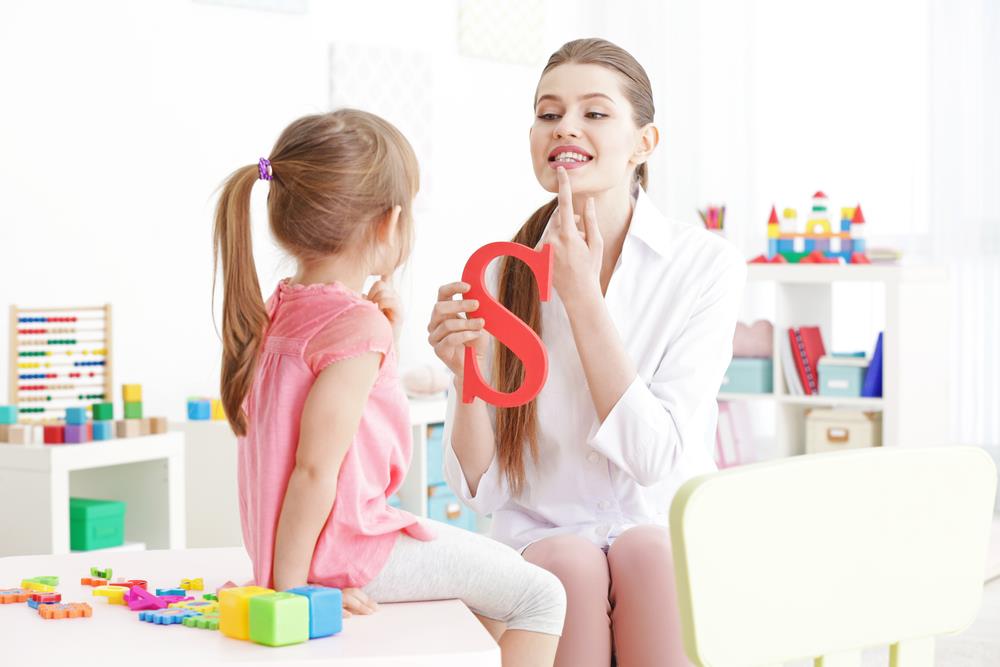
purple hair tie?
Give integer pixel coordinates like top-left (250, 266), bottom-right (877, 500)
top-left (258, 158), bottom-right (272, 181)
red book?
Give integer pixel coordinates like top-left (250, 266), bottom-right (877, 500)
top-left (788, 327), bottom-right (827, 395)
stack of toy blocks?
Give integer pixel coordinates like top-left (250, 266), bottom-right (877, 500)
top-left (220, 585), bottom-right (342, 647)
top-left (0, 405), bottom-right (30, 444)
top-left (117, 384), bottom-right (168, 438)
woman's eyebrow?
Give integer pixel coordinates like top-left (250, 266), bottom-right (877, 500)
top-left (535, 93), bottom-right (617, 105)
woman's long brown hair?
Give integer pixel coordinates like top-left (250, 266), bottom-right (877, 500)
top-left (213, 110), bottom-right (419, 436)
top-left (495, 38), bottom-right (654, 496)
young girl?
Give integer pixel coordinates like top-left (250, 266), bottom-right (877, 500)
top-left (430, 40), bottom-right (746, 666)
top-left (213, 109), bottom-right (565, 666)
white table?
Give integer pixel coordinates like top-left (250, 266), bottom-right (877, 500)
top-left (0, 547), bottom-right (500, 666)
top-left (0, 433), bottom-right (186, 556)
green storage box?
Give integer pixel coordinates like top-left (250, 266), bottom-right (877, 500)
top-left (721, 358), bottom-right (773, 394)
top-left (818, 356), bottom-right (868, 397)
top-left (70, 497), bottom-right (126, 551)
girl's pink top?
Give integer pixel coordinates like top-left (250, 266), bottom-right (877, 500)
top-left (238, 279), bottom-right (434, 590)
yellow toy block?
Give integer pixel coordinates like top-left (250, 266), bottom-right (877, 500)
top-left (21, 580), bottom-right (56, 593)
top-left (211, 399), bottom-right (226, 421)
top-left (170, 599), bottom-right (219, 614)
top-left (180, 578), bottom-right (204, 591)
top-left (92, 585), bottom-right (129, 605)
top-left (122, 384), bottom-right (143, 402)
top-left (220, 586), bottom-right (273, 641)
top-left (767, 224), bottom-right (780, 238)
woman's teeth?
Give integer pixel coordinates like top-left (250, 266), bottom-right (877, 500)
top-left (552, 152), bottom-right (591, 163)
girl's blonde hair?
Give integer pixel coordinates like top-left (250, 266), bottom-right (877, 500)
top-left (213, 109), bottom-right (419, 435)
top-left (496, 38), bottom-right (654, 496)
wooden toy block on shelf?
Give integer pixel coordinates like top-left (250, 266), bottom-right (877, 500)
top-left (3, 425), bottom-right (30, 444)
top-left (140, 418), bottom-right (152, 436)
top-left (187, 399), bottom-right (211, 421)
top-left (124, 401), bottom-right (143, 420)
top-left (219, 586), bottom-right (274, 641)
top-left (0, 405), bottom-right (17, 425)
top-left (65, 407), bottom-right (87, 425)
top-left (116, 419), bottom-right (142, 438)
top-left (43, 425), bottom-right (65, 445)
top-left (92, 421), bottom-right (113, 441)
top-left (149, 416), bottom-right (168, 434)
top-left (248, 592), bottom-right (310, 647)
top-left (38, 602), bottom-right (92, 619)
top-left (122, 384), bottom-right (143, 403)
top-left (92, 402), bottom-right (114, 421)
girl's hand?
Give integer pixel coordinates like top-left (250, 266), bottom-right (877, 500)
top-left (368, 275), bottom-right (403, 343)
top-left (341, 587), bottom-right (378, 617)
top-left (427, 281), bottom-right (487, 380)
top-left (545, 166), bottom-right (604, 306)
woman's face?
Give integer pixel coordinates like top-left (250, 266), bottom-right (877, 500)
top-left (530, 63), bottom-right (645, 195)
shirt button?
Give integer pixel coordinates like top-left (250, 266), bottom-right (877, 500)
top-left (587, 452), bottom-right (600, 464)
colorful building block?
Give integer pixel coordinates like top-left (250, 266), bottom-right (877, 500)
top-left (43, 425), bottom-right (65, 445)
top-left (211, 399), bottom-right (226, 421)
top-left (187, 399), bottom-right (211, 421)
top-left (150, 416), bottom-right (168, 434)
top-left (286, 585), bottom-right (343, 639)
top-left (80, 577), bottom-right (107, 587)
top-left (124, 402), bottom-right (143, 419)
top-left (39, 602), bottom-right (92, 619)
top-left (0, 405), bottom-right (17, 424)
top-left (4, 424), bottom-right (29, 444)
top-left (180, 578), bottom-right (204, 591)
top-left (122, 384), bottom-right (143, 402)
top-left (138, 608), bottom-right (201, 625)
top-left (65, 423), bottom-right (89, 444)
top-left (249, 592), bottom-right (310, 647)
top-left (156, 588), bottom-right (186, 597)
top-left (202, 593), bottom-right (218, 602)
top-left (126, 586), bottom-right (167, 611)
top-left (92, 421), bottom-right (114, 441)
top-left (93, 585), bottom-right (130, 605)
top-left (183, 611), bottom-right (220, 630)
top-left (21, 579), bottom-right (56, 593)
top-left (29, 592), bottom-right (62, 604)
top-left (65, 407), bottom-right (87, 425)
top-left (219, 586), bottom-right (274, 641)
top-left (90, 567), bottom-right (112, 580)
top-left (92, 402), bottom-right (114, 421)
top-left (116, 419), bottom-right (142, 438)
top-left (0, 588), bottom-right (30, 604)
top-left (170, 599), bottom-right (219, 614)
top-left (140, 418), bottom-right (152, 435)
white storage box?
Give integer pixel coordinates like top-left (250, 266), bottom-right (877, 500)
top-left (805, 409), bottom-right (882, 454)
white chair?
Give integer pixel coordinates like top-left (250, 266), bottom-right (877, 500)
top-left (669, 447), bottom-right (997, 667)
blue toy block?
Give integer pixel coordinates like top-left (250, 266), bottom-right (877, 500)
top-left (767, 238), bottom-right (778, 258)
top-left (0, 405), bottom-right (18, 425)
top-left (156, 588), bottom-right (186, 597)
top-left (92, 421), bottom-right (114, 441)
top-left (285, 585), bottom-right (343, 639)
top-left (840, 218), bottom-right (851, 232)
top-left (853, 238), bottom-right (866, 255)
top-left (804, 238), bottom-right (815, 253)
top-left (139, 608), bottom-right (202, 625)
top-left (187, 400), bottom-right (211, 421)
top-left (65, 408), bottom-right (87, 425)
top-left (777, 239), bottom-right (793, 253)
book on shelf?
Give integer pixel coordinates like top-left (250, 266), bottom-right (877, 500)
top-left (862, 332), bottom-right (884, 398)
top-left (788, 326), bottom-right (827, 395)
top-left (781, 334), bottom-right (803, 395)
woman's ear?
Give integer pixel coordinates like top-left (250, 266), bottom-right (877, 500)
top-left (377, 205), bottom-right (403, 244)
top-left (631, 123), bottom-right (660, 166)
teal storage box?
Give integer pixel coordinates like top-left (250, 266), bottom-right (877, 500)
top-left (818, 356), bottom-right (868, 397)
top-left (427, 484), bottom-right (476, 531)
top-left (70, 497), bottom-right (125, 551)
top-left (721, 358), bottom-right (773, 394)
top-left (426, 424), bottom-right (445, 487)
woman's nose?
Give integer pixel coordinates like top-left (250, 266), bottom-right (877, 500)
top-left (553, 120), bottom-right (580, 139)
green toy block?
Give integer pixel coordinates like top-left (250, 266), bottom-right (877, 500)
top-left (183, 612), bottom-right (220, 630)
top-left (90, 567), bottom-right (112, 580)
top-left (124, 401), bottom-right (143, 419)
top-left (26, 576), bottom-right (59, 587)
top-left (92, 402), bottom-right (114, 421)
top-left (248, 592), bottom-right (309, 647)
top-left (203, 593), bottom-right (218, 601)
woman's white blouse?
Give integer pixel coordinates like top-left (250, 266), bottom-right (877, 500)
top-left (442, 188), bottom-right (747, 553)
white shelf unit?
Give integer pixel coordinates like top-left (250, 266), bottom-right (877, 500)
top-left (172, 397), bottom-right (448, 548)
top-left (720, 264), bottom-right (949, 458)
top-left (0, 433), bottom-right (186, 556)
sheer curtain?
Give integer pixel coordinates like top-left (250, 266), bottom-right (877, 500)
top-left (928, 0), bottom-right (1000, 448)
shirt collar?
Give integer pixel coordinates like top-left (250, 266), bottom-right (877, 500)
top-left (625, 186), bottom-right (674, 259)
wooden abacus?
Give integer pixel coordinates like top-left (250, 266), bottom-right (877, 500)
top-left (8, 304), bottom-right (114, 424)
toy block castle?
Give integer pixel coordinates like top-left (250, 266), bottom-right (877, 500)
top-left (751, 191), bottom-right (870, 264)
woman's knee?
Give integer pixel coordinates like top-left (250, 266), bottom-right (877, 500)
top-left (524, 534), bottom-right (610, 592)
top-left (607, 524), bottom-right (674, 574)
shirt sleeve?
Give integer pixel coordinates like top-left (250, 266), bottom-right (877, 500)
top-left (304, 303), bottom-right (394, 376)
top-left (587, 245), bottom-right (747, 486)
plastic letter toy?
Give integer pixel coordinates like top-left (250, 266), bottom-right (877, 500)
top-left (0, 588), bottom-right (31, 604)
top-left (170, 599), bottom-right (219, 614)
top-left (461, 242), bottom-right (552, 407)
top-left (180, 578), bottom-right (204, 591)
top-left (39, 602), bottom-right (92, 619)
top-left (127, 586), bottom-right (168, 611)
top-left (138, 608), bottom-right (202, 625)
top-left (93, 585), bottom-right (130, 605)
top-left (183, 611), bottom-right (220, 630)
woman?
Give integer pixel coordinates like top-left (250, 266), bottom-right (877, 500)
top-left (428, 38), bottom-right (746, 666)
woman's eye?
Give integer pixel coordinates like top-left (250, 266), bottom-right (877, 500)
top-left (537, 113), bottom-right (561, 121)
top-left (586, 112), bottom-right (608, 119)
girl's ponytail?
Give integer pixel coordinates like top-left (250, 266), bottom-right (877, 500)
top-left (213, 164), bottom-right (269, 436)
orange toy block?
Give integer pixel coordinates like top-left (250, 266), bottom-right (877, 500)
top-left (39, 602), bottom-right (92, 619)
top-left (0, 588), bottom-right (31, 604)
top-left (80, 577), bottom-right (108, 587)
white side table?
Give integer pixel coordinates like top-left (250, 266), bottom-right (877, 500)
top-left (0, 547), bottom-right (499, 666)
top-left (0, 433), bottom-right (185, 556)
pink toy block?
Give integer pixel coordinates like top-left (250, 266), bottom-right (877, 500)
top-left (126, 586), bottom-right (168, 611)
